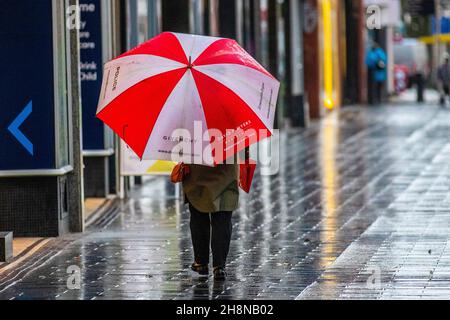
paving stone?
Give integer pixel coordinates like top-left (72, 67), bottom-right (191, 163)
top-left (1, 104), bottom-right (450, 300)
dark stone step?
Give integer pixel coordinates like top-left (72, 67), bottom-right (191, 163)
top-left (0, 232), bottom-right (13, 262)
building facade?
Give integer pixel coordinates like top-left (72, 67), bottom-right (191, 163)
top-left (303, 0), bottom-right (367, 118)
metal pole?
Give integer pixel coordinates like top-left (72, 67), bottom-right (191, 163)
top-left (111, 0), bottom-right (122, 197)
top-left (435, 0), bottom-right (442, 85)
top-left (127, 0), bottom-right (139, 48)
top-left (67, 0), bottom-right (85, 233)
top-left (236, 0), bottom-right (244, 44)
top-left (120, 176), bottom-right (125, 200)
top-left (189, 0), bottom-right (204, 35)
top-left (209, 0), bottom-right (220, 36)
top-left (175, 183), bottom-right (181, 200)
top-left (148, 0), bottom-right (162, 37)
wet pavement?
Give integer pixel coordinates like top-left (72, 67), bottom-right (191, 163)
top-left (1, 103), bottom-right (450, 300)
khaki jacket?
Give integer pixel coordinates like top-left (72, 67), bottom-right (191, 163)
top-left (183, 164), bottom-right (240, 213)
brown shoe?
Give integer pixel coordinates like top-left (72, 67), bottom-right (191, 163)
top-left (213, 267), bottom-right (227, 281)
top-left (191, 263), bottom-right (209, 276)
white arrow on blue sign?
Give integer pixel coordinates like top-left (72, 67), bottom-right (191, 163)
top-left (8, 101), bottom-right (34, 156)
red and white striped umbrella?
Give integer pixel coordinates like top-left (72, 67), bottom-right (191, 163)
top-left (96, 32), bottom-right (280, 166)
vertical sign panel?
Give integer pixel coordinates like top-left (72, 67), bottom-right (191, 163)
top-left (80, 0), bottom-right (105, 150)
top-left (0, 1), bottom-right (55, 170)
top-left (406, 0), bottom-right (435, 17)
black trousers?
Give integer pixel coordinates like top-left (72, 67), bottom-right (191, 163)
top-left (414, 74), bottom-right (425, 103)
top-left (189, 203), bottom-right (233, 268)
top-left (367, 69), bottom-right (383, 105)
top-left (440, 85), bottom-right (450, 105)
top-left (368, 81), bottom-right (383, 105)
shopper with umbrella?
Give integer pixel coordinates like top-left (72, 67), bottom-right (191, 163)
top-left (96, 32), bottom-right (279, 281)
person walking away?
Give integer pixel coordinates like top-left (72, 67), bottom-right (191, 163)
top-left (181, 162), bottom-right (240, 281)
top-left (366, 43), bottom-right (388, 105)
top-left (438, 53), bottom-right (450, 107)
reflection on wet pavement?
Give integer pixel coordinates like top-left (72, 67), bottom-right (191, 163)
top-left (1, 104), bottom-right (450, 300)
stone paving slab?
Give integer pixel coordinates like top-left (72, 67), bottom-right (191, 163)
top-left (0, 104), bottom-right (450, 300)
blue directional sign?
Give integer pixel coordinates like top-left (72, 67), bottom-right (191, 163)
top-left (7, 101), bottom-right (34, 156)
top-left (0, 1), bottom-right (56, 170)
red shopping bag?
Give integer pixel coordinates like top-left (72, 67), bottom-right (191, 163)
top-left (239, 160), bottom-right (257, 194)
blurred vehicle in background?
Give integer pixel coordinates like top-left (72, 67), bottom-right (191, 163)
top-left (394, 38), bottom-right (430, 101)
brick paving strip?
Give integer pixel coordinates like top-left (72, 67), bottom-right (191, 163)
top-left (0, 238), bottom-right (75, 295)
top-left (0, 104), bottom-right (449, 300)
top-left (297, 106), bottom-right (450, 300)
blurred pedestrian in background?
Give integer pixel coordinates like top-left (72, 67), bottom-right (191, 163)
top-left (181, 163), bottom-right (240, 281)
top-left (438, 53), bottom-right (450, 107)
top-left (366, 42), bottom-right (388, 105)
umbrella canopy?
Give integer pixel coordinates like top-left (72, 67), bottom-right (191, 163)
top-left (96, 32), bottom-right (280, 166)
